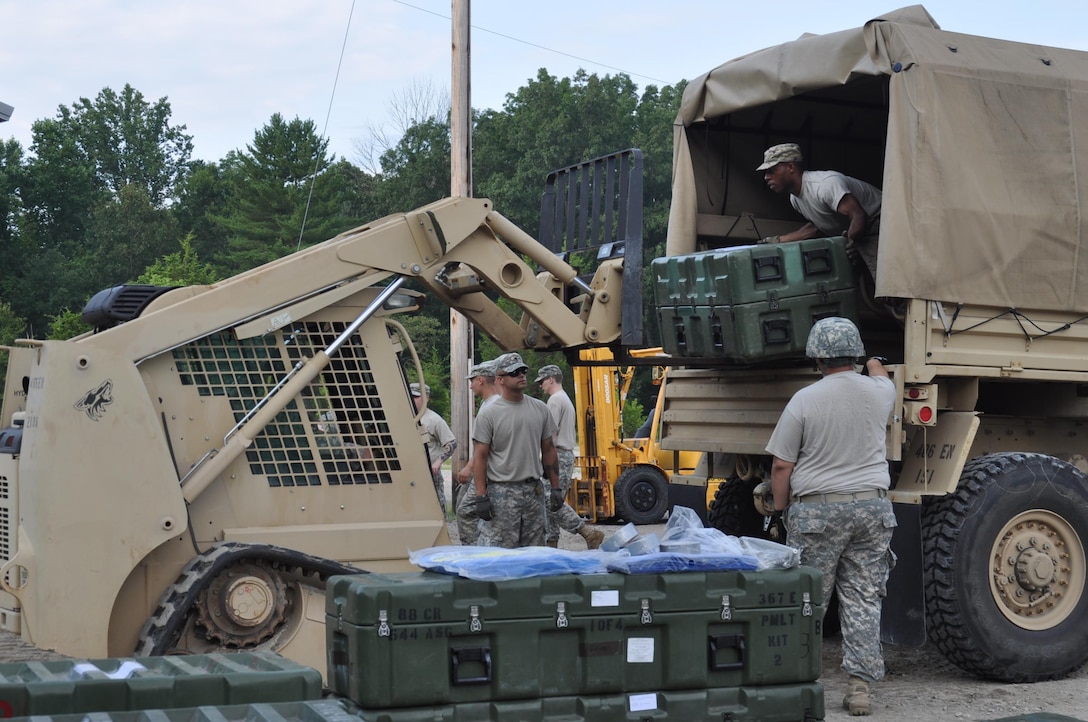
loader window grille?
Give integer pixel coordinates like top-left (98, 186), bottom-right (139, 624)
top-left (0, 507), bottom-right (8, 560)
top-left (174, 326), bottom-right (400, 488)
top-left (0, 475), bottom-right (9, 561)
top-left (286, 320), bottom-right (401, 485)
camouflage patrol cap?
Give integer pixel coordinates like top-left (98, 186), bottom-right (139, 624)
top-left (534, 364), bottom-right (562, 383)
top-left (757, 143), bottom-right (803, 171)
top-left (409, 382), bottom-right (431, 397)
top-left (805, 317), bottom-right (865, 359)
top-left (465, 360), bottom-right (496, 379)
top-left (493, 352), bottom-right (529, 375)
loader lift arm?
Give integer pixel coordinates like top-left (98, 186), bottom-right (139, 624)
top-left (82, 197), bottom-right (624, 365)
top-left (84, 197), bottom-right (625, 508)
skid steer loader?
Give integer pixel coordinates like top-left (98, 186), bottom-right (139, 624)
top-left (0, 197), bottom-right (626, 672)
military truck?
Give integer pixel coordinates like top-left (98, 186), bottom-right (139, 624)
top-left (652, 5), bottom-right (1088, 683)
top-left (0, 198), bottom-right (625, 673)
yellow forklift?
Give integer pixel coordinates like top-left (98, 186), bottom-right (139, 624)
top-left (570, 347), bottom-right (700, 524)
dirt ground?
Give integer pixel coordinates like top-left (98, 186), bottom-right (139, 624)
top-left (0, 509), bottom-right (1084, 721)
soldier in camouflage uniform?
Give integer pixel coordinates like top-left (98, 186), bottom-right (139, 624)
top-left (764, 317), bottom-right (896, 716)
top-left (455, 360), bottom-right (499, 545)
top-left (535, 364), bottom-right (605, 550)
top-left (411, 382), bottom-right (456, 515)
top-left (471, 353), bottom-right (565, 548)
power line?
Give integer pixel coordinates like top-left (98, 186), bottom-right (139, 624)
top-left (298, 0), bottom-right (357, 252)
top-left (388, 0), bottom-right (671, 85)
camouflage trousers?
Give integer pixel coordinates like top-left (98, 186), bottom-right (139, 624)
top-left (431, 469), bottom-right (447, 515)
top-left (477, 480), bottom-right (547, 549)
top-left (785, 497), bottom-right (896, 682)
top-left (455, 482), bottom-right (481, 546)
top-left (544, 448), bottom-right (585, 543)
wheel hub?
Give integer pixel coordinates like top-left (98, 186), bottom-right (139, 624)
top-left (196, 562), bottom-right (289, 646)
top-left (990, 511), bottom-right (1085, 630)
top-left (1014, 547), bottom-right (1055, 592)
top-left (223, 575), bottom-right (276, 627)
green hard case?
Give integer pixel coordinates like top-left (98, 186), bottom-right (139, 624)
top-left (0, 651), bottom-right (322, 718)
top-left (325, 569), bottom-right (823, 708)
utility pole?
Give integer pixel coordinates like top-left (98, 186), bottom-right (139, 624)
top-left (449, 0), bottom-right (473, 508)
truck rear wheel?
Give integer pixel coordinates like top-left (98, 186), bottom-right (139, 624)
top-left (614, 466), bottom-right (668, 524)
top-left (923, 452), bottom-right (1088, 682)
top-left (707, 477), bottom-right (766, 538)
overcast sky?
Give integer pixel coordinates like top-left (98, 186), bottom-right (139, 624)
top-left (4, 1), bottom-right (1088, 164)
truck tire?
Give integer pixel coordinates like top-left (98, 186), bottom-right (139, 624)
top-left (707, 477), bottom-right (767, 538)
top-left (614, 466), bottom-right (668, 525)
top-left (922, 452), bottom-right (1088, 682)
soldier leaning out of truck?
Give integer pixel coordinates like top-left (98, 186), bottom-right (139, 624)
top-left (757, 142), bottom-right (882, 287)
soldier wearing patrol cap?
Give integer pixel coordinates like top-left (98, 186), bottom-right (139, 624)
top-left (411, 382), bottom-right (456, 514)
top-left (470, 352), bottom-right (563, 548)
top-left (454, 360), bottom-right (500, 545)
top-left (764, 318), bottom-right (895, 716)
top-left (758, 142), bottom-right (883, 288)
top-left (535, 364), bottom-right (604, 550)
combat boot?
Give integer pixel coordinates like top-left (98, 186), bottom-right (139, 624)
top-left (545, 539), bottom-right (559, 548)
top-left (578, 525), bottom-right (604, 550)
top-left (843, 675), bottom-right (871, 716)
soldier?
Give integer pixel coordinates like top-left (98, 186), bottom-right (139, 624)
top-left (410, 382), bottom-right (456, 514)
top-left (757, 142), bottom-right (882, 285)
top-left (454, 360), bottom-right (499, 545)
top-left (765, 317), bottom-right (896, 716)
top-left (470, 352), bottom-right (564, 548)
top-left (535, 364), bottom-right (604, 549)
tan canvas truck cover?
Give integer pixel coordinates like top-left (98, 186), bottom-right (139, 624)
top-left (668, 4), bottom-right (1088, 312)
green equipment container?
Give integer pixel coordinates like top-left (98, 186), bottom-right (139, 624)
top-left (657, 288), bottom-right (858, 361)
top-left (325, 569), bottom-right (823, 708)
top-left (4, 700), bottom-right (358, 722)
top-left (651, 237), bottom-right (855, 309)
top-left (653, 237), bottom-right (860, 362)
top-left (345, 683), bottom-right (826, 721)
top-left (1, 686), bottom-right (826, 722)
top-left (0, 651), bottom-right (322, 718)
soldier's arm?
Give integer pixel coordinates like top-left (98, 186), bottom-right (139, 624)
top-left (770, 456), bottom-right (796, 511)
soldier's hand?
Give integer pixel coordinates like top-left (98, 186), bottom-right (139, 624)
top-left (547, 487), bottom-right (565, 513)
top-left (767, 510), bottom-right (785, 541)
top-left (474, 495), bottom-right (493, 521)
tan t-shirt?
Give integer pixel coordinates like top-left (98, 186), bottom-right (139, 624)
top-left (765, 372), bottom-right (895, 495)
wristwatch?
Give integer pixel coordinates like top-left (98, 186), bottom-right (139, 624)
top-left (870, 356), bottom-right (890, 365)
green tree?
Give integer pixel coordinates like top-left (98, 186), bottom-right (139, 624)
top-left (85, 183), bottom-right (181, 288)
top-left (50, 84), bottom-right (193, 206)
top-left (137, 234), bottom-right (220, 286)
top-left (370, 117), bottom-right (451, 217)
top-left (216, 114), bottom-right (350, 274)
top-left (0, 301), bottom-right (27, 399)
top-left (11, 85), bottom-right (194, 334)
top-left (474, 69), bottom-right (643, 231)
top-left (46, 309), bottom-right (91, 340)
top-left (171, 160), bottom-right (232, 267)
top-left (0, 139), bottom-right (23, 248)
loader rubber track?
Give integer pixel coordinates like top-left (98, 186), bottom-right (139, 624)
top-left (135, 541), bottom-right (364, 656)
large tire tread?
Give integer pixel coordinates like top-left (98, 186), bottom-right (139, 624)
top-left (922, 452), bottom-right (1088, 682)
